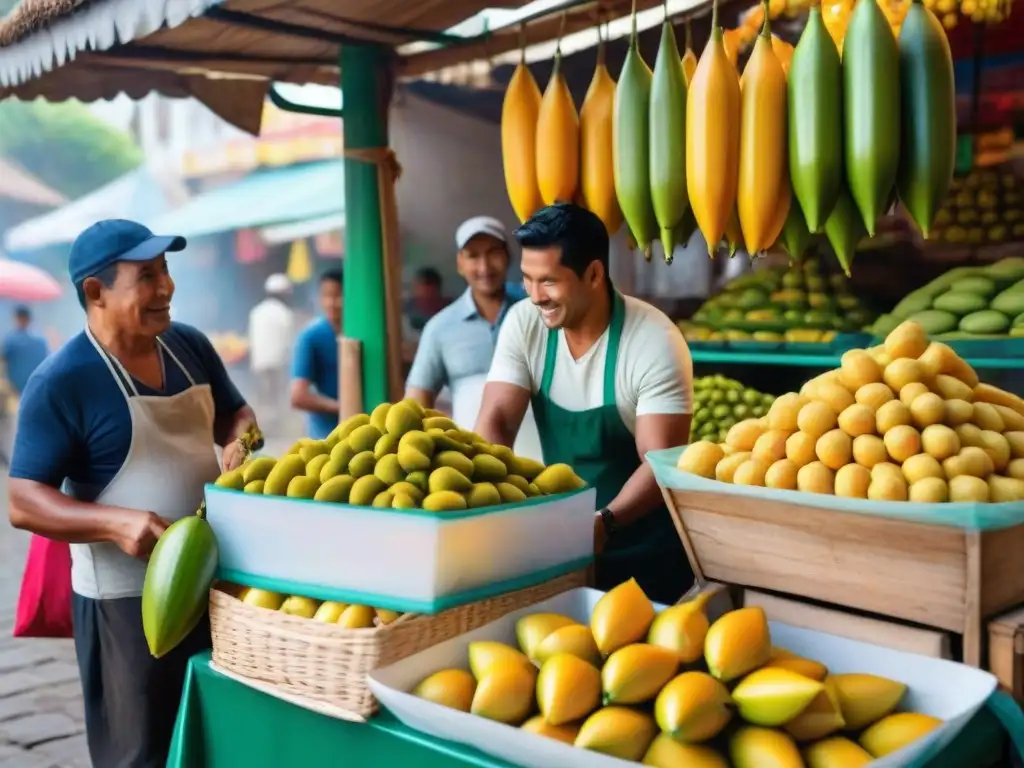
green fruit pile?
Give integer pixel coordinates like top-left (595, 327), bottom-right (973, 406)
top-left (686, 257), bottom-right (876, 342)
top-left (929, 167), bottom-right (1024, 247)
top-left (870, 256), bottom-right (1024, 339)
top-left (692, 375), bottom-right (776, 444)
top-left (213, 400), bottom-right (586, 512)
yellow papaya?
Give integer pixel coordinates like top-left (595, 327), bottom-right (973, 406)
top-left (501, 49), bottom-right (544, 223)
top-left (580, 33), bottom-right (622, 236)
top-left (738, 3), bottom-right (789, 254)
top-left (686, 0), bottom-right (741, 254)
top-left (536, 42), bottom-right (579, 206)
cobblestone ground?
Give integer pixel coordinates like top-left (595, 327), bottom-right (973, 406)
top-left (0, 473), bottom-right (89, 768)
top-left (0, 431), bottom-right (297, 768)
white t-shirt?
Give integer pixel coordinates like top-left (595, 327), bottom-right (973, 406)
top-left (486, 295), bottom-right (693, 434)
top-left (247, 297), bottom-right (294, 372)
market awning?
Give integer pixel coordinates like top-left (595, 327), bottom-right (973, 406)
top-left (150, 159), bottom-right (345, 240)
top-left (0, 157), bottom-right (66, 206)
top-left (0, 0), bottom-right (696, 134)
top-left (3, 164), bottom-right (188, 253)
top-left (260, 213), bottom-right (345, 245)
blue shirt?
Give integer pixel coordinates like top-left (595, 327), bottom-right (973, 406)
top-left (2, 328), bottom-right (48, 393)
top-left (406, 287), bottom-right (524, 394)
top-left (291, 317), bottom-right (340, 440)
top-left (10, 322), bottom-right (246, 498)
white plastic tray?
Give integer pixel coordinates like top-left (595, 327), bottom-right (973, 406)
top-left (204, 485), bottom-right (596, 614)
top-left (368, 588), bottom-right (996, 768)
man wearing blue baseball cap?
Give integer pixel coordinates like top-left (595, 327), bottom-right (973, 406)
top-left (6, 219), bottom-right (260, 767)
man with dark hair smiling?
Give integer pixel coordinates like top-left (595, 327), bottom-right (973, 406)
top-left (475, 203), bottom-right (695, 604)
top-left (6, 219), bottom-right (258, 767)
top-left (291, 269), bottom-right (343, 439)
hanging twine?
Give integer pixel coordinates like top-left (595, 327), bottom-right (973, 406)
top-left (341, 146), bottom-right (406, 405)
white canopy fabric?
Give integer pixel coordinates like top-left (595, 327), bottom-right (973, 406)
top-left (0, 0), bottom-right (220, 89)
top-left (259, 214), bottom-right (345, 245)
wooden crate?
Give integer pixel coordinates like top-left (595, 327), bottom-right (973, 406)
top-left (989, 606), bottom-right (1024, 701)
top-left (663, 488), bottom-right (1024, 667)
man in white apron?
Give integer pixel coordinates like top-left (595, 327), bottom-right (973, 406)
top-left (404, 216), bottom-right (543, 461)
top-left (7, 219), bottom-right (260, 767)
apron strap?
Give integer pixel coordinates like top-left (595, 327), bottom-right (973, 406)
top-left (156, 337), bottom-right (197, 387)
top-left (603, 292), bottom-right (626, 407)
top-left (85, 326), bottom-right (138, 400)
top-left (539, 324), bottom-right (560, 397)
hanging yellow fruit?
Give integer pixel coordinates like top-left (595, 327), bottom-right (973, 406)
top-left (738, 2), bottom-right (790, 253)
top-left (687, 0), bottom-right (742, 253)
top-left (287, 238), bottom-right (312, 283)
top-left (536, 41), bottom-right (580, 206)
top-left (580, 32), bottom-right (623, 235)
top-left (501, 46), bottom-right (544, 223)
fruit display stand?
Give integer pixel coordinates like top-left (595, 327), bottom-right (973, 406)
top-left (650, 451), bottom-right (1023, 668)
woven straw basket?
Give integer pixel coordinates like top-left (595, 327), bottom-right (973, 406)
top-left (209, 569), bottom-right (589, 718)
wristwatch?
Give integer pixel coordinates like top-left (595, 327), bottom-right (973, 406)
top-left (598, 507), bottom-right (617, 537)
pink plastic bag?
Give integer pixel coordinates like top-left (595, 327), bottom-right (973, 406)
top-left (13, 535), bottom-right (73, 638)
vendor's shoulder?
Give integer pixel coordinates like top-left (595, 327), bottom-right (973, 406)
top-left (164, 321), bottom-right (213, 347)
top-left (20, 332), bottom-right (101, 394)
top-left (622, 295), bottom-right (678, 333)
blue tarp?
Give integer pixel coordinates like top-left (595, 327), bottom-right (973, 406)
top-left (152, 160), bottom-right (345, 239)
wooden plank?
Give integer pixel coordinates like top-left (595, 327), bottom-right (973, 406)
top-left (980, 524), bottom-right (1024, 617)
top-left (339, 337), bottom-right (363, 419)
top-left (670, 490), bottom-right (968, 632)
top-left (745, 590), bottom-right (954, 660)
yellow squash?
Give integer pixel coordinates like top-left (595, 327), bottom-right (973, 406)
top-left (536, 46), bottom-right (579, 206)
top-left (686, 0), bottom-right (741, 254)
top-left (580, 34), bottom-right (623, 235)
top-left (501, 52), bottom-right (544, 223)
top-left (737, 3), bottom-right (789, 254)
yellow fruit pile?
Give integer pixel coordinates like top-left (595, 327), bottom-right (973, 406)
top-left (213, 399), bottom-right (585, 511)
top-left (231, 584), bottom-right (402, 628)
top-left (679, 320), bottom-right (1024, 503)
top-left (411, 578), bottom-right (941, 765)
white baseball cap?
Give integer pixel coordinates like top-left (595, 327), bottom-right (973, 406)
top-left (456, 216), bottom-right (507, 250)
top-left (265, 273), bottom-right (292, 294)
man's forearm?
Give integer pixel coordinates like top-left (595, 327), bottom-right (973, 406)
top-left (293, 391), bottom-right (340, 415)
top-left (605, 464), bottom-right (665, 528)
top-left (8, 478), bottom-right (129, 545)
top-left (475, 411), bottom-right (516, 448)
top-left (404, 387), bottom-right (436, 410)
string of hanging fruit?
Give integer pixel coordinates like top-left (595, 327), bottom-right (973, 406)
top-left (499, 0), bottom-right (956, 277)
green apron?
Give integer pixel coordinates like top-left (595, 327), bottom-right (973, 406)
top-left (530, 292), bottom-right (694, 606)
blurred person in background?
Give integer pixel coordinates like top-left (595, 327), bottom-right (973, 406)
top-left (2, 305), bottom-right (49, 395)
top-left (247, 273), bottom-right (294, 432)
top-left (405, 266), bottom-right (448, 335)
top-left (6, 219), bottom-right (258, 767)
top-left (291, 269), bottom-right (342, 440)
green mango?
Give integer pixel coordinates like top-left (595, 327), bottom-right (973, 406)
top-left (788, 6), bottom-right (843, 233)
top-left (649, 20), bottom-right (689, 257)
top-left (613, 21), bottom-right (657, 257)
top-left (142, 513), bottom-right (218, 659)
top-left (843, 0), bottom-right (901, 236)
top-left (897, 0), bottom-right (956, 239)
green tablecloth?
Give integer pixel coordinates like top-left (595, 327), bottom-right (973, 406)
top-left (168, 651), bottom-right (1010, 768)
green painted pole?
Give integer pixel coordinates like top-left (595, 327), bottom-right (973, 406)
top-left (340, 44), bottom-right (390, 411)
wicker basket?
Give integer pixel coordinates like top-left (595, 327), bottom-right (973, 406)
top-left (209, 568), bottom-right (589, 718)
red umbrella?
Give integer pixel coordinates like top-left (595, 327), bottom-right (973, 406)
top-left (0, 258), bottom-right (62, 302)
